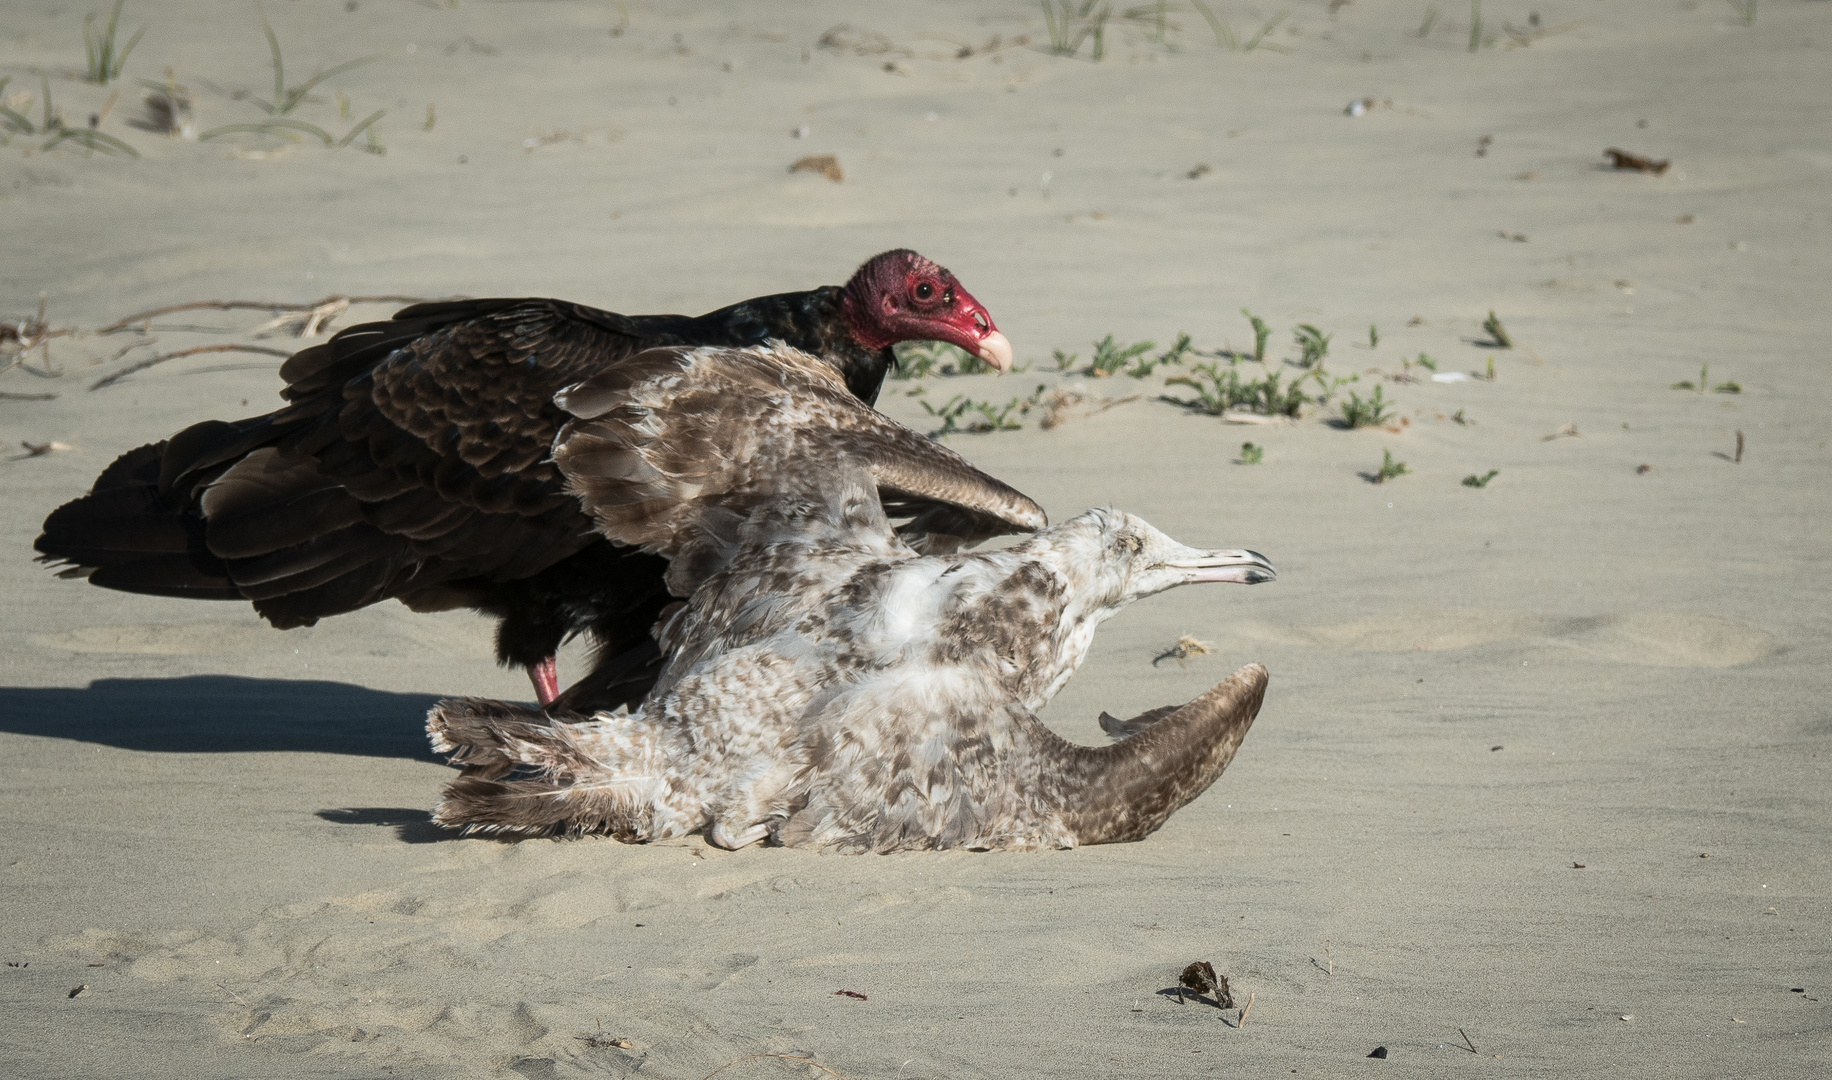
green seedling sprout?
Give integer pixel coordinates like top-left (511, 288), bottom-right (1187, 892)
top-left (1462, 469), bottom-right (1500, 488)
top-left (1338, 385), bottom-right (1394, 428)
top-left (1241, 309), bottom-right (1271, 364)
top-left (1714, 380), bottom-right (1741, 394)
top-left (1372, 449), bottom-right (1410, 484)
top-left (1165, 363), bottom-right (1309, 418)
top-left (1468, 0), bottom-right (1484, 51)
top-left (1189, 0), bottom-right (1236, 47)
top-left (924, 393), bottom-right (1028, 435)
top-left (1414, 353), bottom-right (1437, 372)
top-left (258, 16), bottom-right (379, 116)
top-left (1042, 1), bottom-right (1111, 60)
top-left (84, 1), bottom-right (145, 86)
top-left (1417, 6), bottom-right (1440, 36)
top-left (1086, 334), bottom-right (1154, 377)
top-left (1673, 363), bottom-right (1707, 392)
top-left (0, 78), bottom-right (37, 138)
top-left (1725, 0), bottom-right (1755, 25)
top-left (1368, 324), bottom-right (1379, 349)
top-left (1485, 357), bottom-right (1496, 381)
top-left (1294, 324), bottom-right (1332, 369)
top-left (895, 340), bottom-right (1009, 378)
top-left (1238, 441), bottom-right (1264, 465)
top-left (1482, 310), bottom-right (1512, 349)
top-left (25, 75), bottom-right (138, 156)
top-left (1124, 332), bottom-right (1191, 378)
top-left (1242, 12), bottom-right (1289, 52)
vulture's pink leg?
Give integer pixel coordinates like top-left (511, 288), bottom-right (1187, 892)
top-left (528, 657), bottom-right (560, 707)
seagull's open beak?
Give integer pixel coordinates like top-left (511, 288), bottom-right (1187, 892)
top-left (1164, 549), bottom-right (1277, 585)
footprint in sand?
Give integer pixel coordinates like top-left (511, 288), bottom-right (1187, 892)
top-left (1236, 610), bottom-right (1771, 668)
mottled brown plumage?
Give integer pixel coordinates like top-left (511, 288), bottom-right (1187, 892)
top-left (34, 252), bottom-right (1015, 707)
top-left (429, 473), bottom-right (1274, 852)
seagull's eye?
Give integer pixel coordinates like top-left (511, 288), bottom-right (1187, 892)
top-left (914, 281), bottom-right (934, 301)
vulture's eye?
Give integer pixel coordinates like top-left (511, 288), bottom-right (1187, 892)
top-left (914, 282), bottom-right (934, 300)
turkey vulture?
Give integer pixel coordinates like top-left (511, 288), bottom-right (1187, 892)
top-left (426, 465), bottom-right (1275, 851)
top-left (35, 250), bottom-right (1019, 707)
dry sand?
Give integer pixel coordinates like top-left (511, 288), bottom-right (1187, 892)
top-left (3, 2), bottom-right (1829, 1077)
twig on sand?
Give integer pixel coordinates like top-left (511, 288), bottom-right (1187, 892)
top-left (0, 391), bottom-right (58, 401)
top-left (1153, 635), bottom-right (1213, 668)
top-left (98, 295), bottom-right (439, 335)
top-left (1457, 1027), bottom-right (1479, 1054)
top-left (1238, 991), bottom-right (1254, 1028)
top-left (701, 1054), bottom-right (850, 1080)
top-left (90, 344), bottom-right (293, 390)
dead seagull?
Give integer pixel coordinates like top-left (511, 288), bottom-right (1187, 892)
top-left (427, 472), bottom-right (1274, 852)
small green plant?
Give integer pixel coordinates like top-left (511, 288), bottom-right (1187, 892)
top-left (1462, 469), bottom-right (1499, 488)
top-left (1372, 449), bottom-right (1410, 484)
top-left (15, 75), bottom-right (139, 156)
top-left (1042, 0), bottom-right (1112, 60)
top-left (1125, 332), bottom-right (1193, 378)
top-left (1670, 363), bottom-right (1740, 394)
top-left (1338, 385), bottom-right (1394, 428)
top-left (1482, 310), bottom-right (1512, 349)
top-left (1306, 369), bottom-right (1359, 405)
top-left (1190, 2), bottom-right (1289, 52)
top-left (1242, 12), bottom-right (1289, 52)
top-left (1725, 0), bottom-right (1756, 26)
top-left (1166, 363), bottom-right (1309, 418)
top-left (1484, 356), bottom-right (1496, 381)
top-left (1451, 408), bottom-right (1470, 426)
top-left (1241, 308), bottom-right (1271, 364)
top-left (1294, 324), bottom-right (1332, 369)
top-left (1417, 5), bottom-right (1440, 36)
top-left (1368, 323), bottom-right (1379, 349)
top-left (1414, 353), bottom-right (1437, 372)
top-left (199, 16), bottom-right (380, 145)
top-left (1468, 0), bottom-right (1484, 51)
top-left (84, 1), bottom-right (145, 86)
top-left (894, 340), bottom-right (1002, 378)
top-left (1052, 348), bottom-right (1079, 372)
top-left (923, 394), bottom-right (1027, 435)
top-left (1238, 441), bottom-right (1264, 465)
top-left (1087, 334), bottom-right (1154, 377)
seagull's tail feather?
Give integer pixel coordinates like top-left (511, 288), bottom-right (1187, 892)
top-left (426, 697), bottom-right (657, 839)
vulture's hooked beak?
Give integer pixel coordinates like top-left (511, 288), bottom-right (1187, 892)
top-left (962, 304), bottom-right (1012, 373)
top-left (1164, 549), bottom-right (1277, 586)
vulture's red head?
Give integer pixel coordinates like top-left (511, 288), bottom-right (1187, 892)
top-left (840, 249), bottom-right (1013, 373)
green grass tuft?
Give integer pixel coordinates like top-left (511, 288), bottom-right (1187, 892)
top-left (1086, 334), bottom-right (1154, 377)
top-left (1238, 441), bottom-right (1264, 465)
top-left (1482, 310), bottom-right (1512, 349)
top-left (1042, 1), bottom-right (1111, 60)
top-left (1241, 308), bottom-right (1271, 364)
top-left (1294, 324), bottom-right (1332, 369)
top-left (1166, 363), bottom-right (1309, 417)
top-left (1371, 449), bottom-right (1410, 484)
top-left (1462, 469), bottom-right (1500, 488)
top-left (84, 0), bottom-right (144, 86)
top-left (1338, 385), bottom-right (1394, 428)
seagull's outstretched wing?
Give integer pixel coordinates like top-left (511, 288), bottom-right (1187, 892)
top-left (550, 343), bottom-right (1045, 595)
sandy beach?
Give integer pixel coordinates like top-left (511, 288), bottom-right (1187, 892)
top-left (3, 1), bottom-right (1829, 1076)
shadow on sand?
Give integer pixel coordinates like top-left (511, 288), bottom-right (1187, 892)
top-left (0, 675), bottom-right (441, 760)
